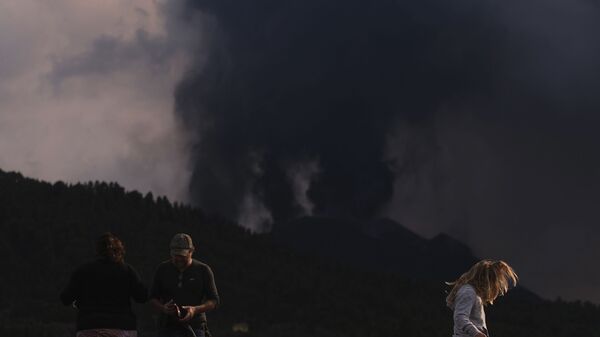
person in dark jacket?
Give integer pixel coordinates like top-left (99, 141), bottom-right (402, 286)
top-left (150, 233), bottom-right (219, 337)
top-left (61, 232), bottom-right (148, 337)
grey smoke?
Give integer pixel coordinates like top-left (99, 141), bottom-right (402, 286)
top-left (2, 0), bottom-right (599, 303)
top-left (172, 0), bottom-right (600, 303)
top-left (287, 159), bottom-right (320, 216)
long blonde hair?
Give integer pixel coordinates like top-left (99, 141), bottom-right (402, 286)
top-left (446, 259), bottom-right (518, 307)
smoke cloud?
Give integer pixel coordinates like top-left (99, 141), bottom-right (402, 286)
top-left (175, 0), bottom-right (505, 228)
top-left (2, 0), bottom-right (600, 303)
top-left (174, 0), bottom-right (600, 302)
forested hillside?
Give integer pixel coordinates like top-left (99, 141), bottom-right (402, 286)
top-left (0, 169), bottom-right (598, 337)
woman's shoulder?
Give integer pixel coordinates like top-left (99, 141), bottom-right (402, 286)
top-left (456, 284), bottom-right (477, 296)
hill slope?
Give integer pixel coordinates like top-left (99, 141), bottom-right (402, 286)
top-left (0, 169), bottom-right (598, 337)
top-left (272, 216), bottom-right (478, 280)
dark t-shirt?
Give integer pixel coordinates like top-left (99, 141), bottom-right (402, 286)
top-left (150, 259), bottom-right (220, 329)
top-left (60, 258), bottom-right (148, 331)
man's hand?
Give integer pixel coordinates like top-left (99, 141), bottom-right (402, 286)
top-left (162, 299), bottom-right (178, 316)
top-left (178, 306), bottom-right (196, 322)
top-left (475, 332), bottom-right (487, 337)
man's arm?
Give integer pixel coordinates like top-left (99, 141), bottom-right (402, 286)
top-left (180, 300), bottom-right (216, 322)
top-left (180, 265), bottom-right (219, 322)
top-left (202, 264), bottom-right (220, 308)
top-left (149, 265), bottom-right (177, 316)
top-left (151, 298), bottom-right (178, 316)
top-left (196, 299), bottom-right (217, 313)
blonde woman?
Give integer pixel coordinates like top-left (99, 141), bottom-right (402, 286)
top-left (446, 260), bottom-right (518, 337)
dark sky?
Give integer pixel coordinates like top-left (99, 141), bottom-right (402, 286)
top-left (171, 0), bottom-right (600, 302)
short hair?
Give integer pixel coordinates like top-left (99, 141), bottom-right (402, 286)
top-left (96, 232), bottom-right (126, 264)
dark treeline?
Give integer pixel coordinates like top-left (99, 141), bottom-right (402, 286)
top-left (0, 168), bottom-right (598, 337)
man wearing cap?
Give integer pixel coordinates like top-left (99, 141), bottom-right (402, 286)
top-left (150, 233), bottom-right (220, 337)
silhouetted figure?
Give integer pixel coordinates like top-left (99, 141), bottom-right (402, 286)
top-left (150, 233), bottom-right (219, 337)
top-left (446, 260), bottom-right (518, 337)
top-left (60, 232), bottom-right (148, 337)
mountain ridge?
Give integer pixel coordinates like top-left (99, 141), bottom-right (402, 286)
top-left (0, 168), bottom-right (597, 337)
top-left (271, 215), bottom-right (477, 280)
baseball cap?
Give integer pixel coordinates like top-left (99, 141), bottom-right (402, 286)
top-left (170, 233), bottom-right (195, 256)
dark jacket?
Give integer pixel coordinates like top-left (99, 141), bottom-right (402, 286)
top-left (60, 258), bottom-right (148, 331)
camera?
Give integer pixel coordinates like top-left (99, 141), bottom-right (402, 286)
top-left (175, 303), bottom-right (189, 318)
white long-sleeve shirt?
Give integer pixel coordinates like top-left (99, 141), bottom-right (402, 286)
top-left (452, 284), bottom-right (488, 337)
